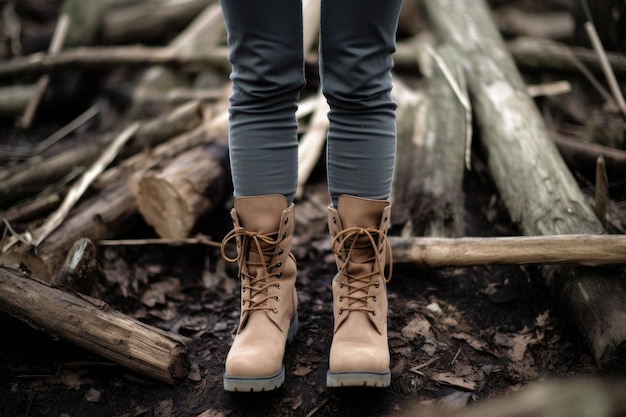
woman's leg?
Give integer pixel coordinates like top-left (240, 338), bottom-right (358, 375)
top-left (221, 0), bottom-right (305, 204)
top-left (320, 0), bottom-right (403, 388)
top-left (219, 0), bottom-right (304, 392)
top-left (320, 0), bottom-right (403, 207)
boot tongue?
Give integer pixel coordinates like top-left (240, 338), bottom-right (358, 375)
top-left (336, 195), bottom-right (387, 229)
top-left (234, 195), bottom-right (288, 233)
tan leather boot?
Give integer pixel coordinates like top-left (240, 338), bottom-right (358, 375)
top-left (220, 195), bottom-right (298, 392)
top-left (326, 195), bottom-right (392, 387)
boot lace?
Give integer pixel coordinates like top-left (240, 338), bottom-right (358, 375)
top-left (221, 227), bottom-right (283, 313)
top-left (331, 226), bottom-right (393, 314)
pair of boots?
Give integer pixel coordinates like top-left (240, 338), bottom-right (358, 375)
top-left (220, 194), bottom-right (392, 392)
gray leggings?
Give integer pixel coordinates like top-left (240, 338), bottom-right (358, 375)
top-left (220, 0), bottom-right (403, 206)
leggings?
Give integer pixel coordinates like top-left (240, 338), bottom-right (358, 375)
top-left (220, 0), bottom-right (403, 206)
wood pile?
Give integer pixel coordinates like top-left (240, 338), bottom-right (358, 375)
top-left (0, 0), bottom-right (625, 392)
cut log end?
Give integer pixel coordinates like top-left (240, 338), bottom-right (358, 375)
top-left (135, 176), bottom-right (195, 240)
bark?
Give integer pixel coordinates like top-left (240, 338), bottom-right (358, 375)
top-left (423, 0), bottom-right (626, 367)
top-left (0, 100), bottom-right (204, 209)
top-left (0, 265), bottom-right (190, 384)
top-left (392, 44), bottom-right (466, 238)
top-left (390, 234), bottom-right (626, 267)
top-left (133, 141), bottom-right (229, 239)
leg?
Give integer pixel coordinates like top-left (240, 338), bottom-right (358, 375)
top-left (320, 0), bottom-right (403, 206)
top-left (219, 0), bottom-right (303, 391)
top-left (221, 0), bottom-right (305, 204)
top-left (320, 0), bottom-right (403, 388)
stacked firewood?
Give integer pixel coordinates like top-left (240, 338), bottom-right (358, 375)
top-left (0, 0), bottom-right (625, 390)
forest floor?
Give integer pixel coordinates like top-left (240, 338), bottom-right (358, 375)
top-left (1, 0), bottom-right (625, 416)
top-left (0, 172), bottom-right (609, 417)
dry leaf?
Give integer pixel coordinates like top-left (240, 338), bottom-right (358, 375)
top-left (401, 317), bottom-right (432, 340)
top-left (432, 372), bottom-right (476, 391)
top-left (293, 363), bottom-right (314, 377)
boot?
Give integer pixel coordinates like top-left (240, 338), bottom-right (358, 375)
top-left (326, 195), bottom-right (392, 387)
top-left (220, 195), bottom-right (298, 392)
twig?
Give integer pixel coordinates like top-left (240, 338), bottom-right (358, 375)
top-left (584, 21), bottom-right (626, 118)
top-left (33, 123), bottom-right (139, 247)
top-left (98, 236), bottom-right (221, 247)
top-left (450, 347), bottom-right (462, 365)
top-left (19, 14), bottom-right (70, 129)
top-left (305, 397), bottom-right (330, 417)
top-left (32, 102), bottom-right (100, 156)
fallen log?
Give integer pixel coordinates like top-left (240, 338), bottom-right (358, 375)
top-left (130, 2), bottom-right (225, 110)
top-left (133, 141), bottom-right (229, 239)
top-left (0, 46), bottom-right (230, 81)
top-left (102, 0), bottom-right (214, 45)
top-left (0, 265), bottom-right (190, 384)
top-left (1, 120), bottom-right (217, 279)
top-left (507, 36), bottom-right (626, 76)
top-left (423, 0), bottom-right (626, 367)
top-left (391, 234), bottom-right (626, 267)
top-left (552, 133), bottom-right (626, 181)
top-left (0, 100), bottom-right (204, 209)
top-left (392, 44), bottom-right (466, 238)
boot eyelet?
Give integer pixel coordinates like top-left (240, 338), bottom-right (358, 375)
top-left (242, 288), bottom-right (246, 293)
top-left (373, 296), bottom-right (377, 302)
top-left (276, 283), bottom-right (282, 289)
top-left (332, 217), bottom-right (337, 224)
top-left (278, 248), bottom-right (284, 255)
top-left (284, 217), bottom-right (289, 225)
top-left (375, 282), bottom-right (380, 288)
top-left (275, 261), bottom-right (282, 268)
top-left (338, 308), bottom-right (343, 315)
top-left (339, 296), bottom-right (343, 302)
top-left (275, 296), bottom-right (280, 301)
top-left (242, 300), bottom-right (245, 305)
top-left (384, 216), bottom-right (388, 222)
top-left (340, 283), bottom-right (344, 288)
top-left (373, 311), bottom-right (377, 316)
top-left (276, 272), bottom-right (283, 278)
top-left (282, 232), bottom-right (286, 239)
top-left (272, 308), bottom-right (278, 314)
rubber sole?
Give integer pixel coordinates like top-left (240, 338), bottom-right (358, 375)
top-left (326, 369), bottom-right (391, 388)
top-left (223, 312), bottom-right (298, 392)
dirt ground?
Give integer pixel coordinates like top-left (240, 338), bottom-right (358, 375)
top-left (0, 172), bottom-right (607, 417)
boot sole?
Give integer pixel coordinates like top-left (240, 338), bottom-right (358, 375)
top-left (326, 369), bottom-right (391, 388)
top-left (223, 312), bottom-right (298, 392)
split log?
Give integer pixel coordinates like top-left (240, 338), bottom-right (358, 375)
top-left (0, 265), bottom-right (190, 384)
top-left (102, 0), bottom-right (214, 45)
top-left (133, 141), bottom-right (229, 239)
top-left (423, 0), bottom-right (626, 367)
top-left (0, 100), bottom-right (204, 209)
top-left (392, 44), bottom-right (466, 238)
top-left (390, 234), bottom-right (626, 267)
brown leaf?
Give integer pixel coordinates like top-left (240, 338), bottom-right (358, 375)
top-left (293, 363), bottom-right (314, 377)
